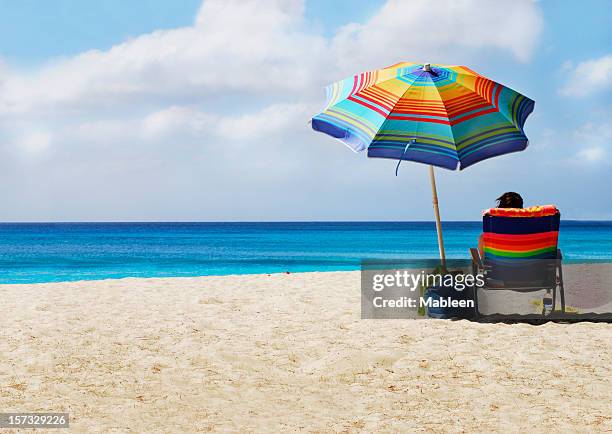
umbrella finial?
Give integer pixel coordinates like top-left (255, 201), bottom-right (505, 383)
top-left (423, 63), bottom-right (432, 72)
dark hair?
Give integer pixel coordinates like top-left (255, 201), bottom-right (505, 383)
top-left (496, 192), bottom-right (523, 208)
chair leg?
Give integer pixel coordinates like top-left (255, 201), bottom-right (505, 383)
top-left (471, 254), bottom-right (481, 320)
top-left (559, 282), bottom-right (566, 313)
top-left (557, 255), bottom-right (566, 313)
top-left (552, 286), bottom-right (557, 312)
top-left (473, 286), bottom-right (480, 319)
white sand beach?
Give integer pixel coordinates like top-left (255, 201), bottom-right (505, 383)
top-left (1, 271), bottom-right (611, 432)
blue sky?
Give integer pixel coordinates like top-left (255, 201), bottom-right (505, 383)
top-left (0, 0), bottom-right (610, 221)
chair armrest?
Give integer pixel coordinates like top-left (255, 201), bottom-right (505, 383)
top-left (470, 248), bottom-right (483, 271)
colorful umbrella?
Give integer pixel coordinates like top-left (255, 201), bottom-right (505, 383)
top-left (311, 62), bottom-right (535, 266)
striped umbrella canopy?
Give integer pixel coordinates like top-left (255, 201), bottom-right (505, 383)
top-left (311, 62), bottom-right (535, 266)
top-left (311, 62), bottom-right (534, 171)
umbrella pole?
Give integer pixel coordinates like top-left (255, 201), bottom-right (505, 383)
top-left (428, 165), bottom-right (447, 270)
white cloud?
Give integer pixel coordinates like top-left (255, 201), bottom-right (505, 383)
top-left (573, 122), bottom-right (612, 164)
top-left (62, 102), bottom-right (312, 145)
top-left (541, 120), bottom-right (611, 167)
top-left (141, 107), bottom-right (214, 140)
top-left (215, 103), bottom-right (312, 140)
top-left (0, 0), bottom-right (545, 220)
top-left (559, 54), bottom-right (612, 97)
top-left (577, 147), bottom-right (606, 163)
top-left (558, 121), bottom-right (612, 165)
top-left (0, 0), bottom-right (543, 117)
top-left (331, 0), bottom-right (542, 70)
top-left (573, 121), bottom-right (612, 143)
top-left (0, 0), bottom-right (327, 117)
top-left (20, 131), bottom-right (52, 156)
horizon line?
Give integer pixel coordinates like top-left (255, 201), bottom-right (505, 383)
top-left (1, 219), bottom-right (611, 224)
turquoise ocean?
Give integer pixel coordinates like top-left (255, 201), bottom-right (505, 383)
top-left (1, 221), bottom-right (611, 284)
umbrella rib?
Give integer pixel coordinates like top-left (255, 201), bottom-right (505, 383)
top-left (320, 64), bottom-right (422, 126)
top-left (314, 73), bottom-right (422, 152)
top-left (425, 72), bottom-right (458, 159)
top-left (370, 71), bottom-right (428, 148)
top-left (446, 72), bottom-right (526, 132)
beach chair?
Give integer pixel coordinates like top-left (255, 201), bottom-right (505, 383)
top-left (470, 205), bottom-right (565, 317)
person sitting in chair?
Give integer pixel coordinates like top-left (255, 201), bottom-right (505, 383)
top-left (473, 191), bottom-right (565, 315)
top-left (478, 192), bottom-right (523, 255)
top-left (495, 191), bottom-right (523, 208)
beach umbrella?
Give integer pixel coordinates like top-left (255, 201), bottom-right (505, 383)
top-left (311, 62), bottom-right (534, 268)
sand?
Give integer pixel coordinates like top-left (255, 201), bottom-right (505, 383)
top-left (1, 271), bottom-right (611, 433)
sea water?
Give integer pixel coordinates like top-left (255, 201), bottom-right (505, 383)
top-left (1, 221), bottom-right (611, 283)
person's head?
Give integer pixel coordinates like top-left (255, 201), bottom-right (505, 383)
top-left (496, 192), bottom-right (523, 208)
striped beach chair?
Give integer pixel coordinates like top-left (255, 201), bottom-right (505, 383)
top-left (470, 205), bottom-right (565, 317)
